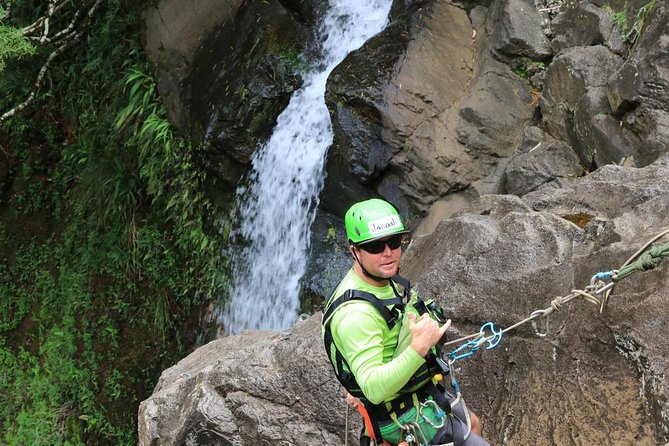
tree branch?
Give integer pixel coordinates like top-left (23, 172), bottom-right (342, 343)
top-left (0, 0), bottom-right (102, 125)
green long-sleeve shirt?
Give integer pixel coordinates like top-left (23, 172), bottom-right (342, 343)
top-left (323, 269), bottom-right (447, 444)
top-left (324, 269), bottom-right (426, 405)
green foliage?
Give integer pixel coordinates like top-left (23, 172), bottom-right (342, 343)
top-left (625, 0), bottom-right (657, 44)
top-left (0, 9), bottom-right (35, 72)
top-left (612, 11), bottom-right (629, 38)
top-left (610, 0), bottom-right (658, 44)
top-left (114, 66), bottom-right (229, 298)
top-left (0, 246), bottom-right (101, 446)
top-left (0, 1), bottom-right (231, 445)
top-left (513, 60), bottom-right (546, 79)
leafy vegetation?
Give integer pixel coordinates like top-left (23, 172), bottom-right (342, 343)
top-left (513, 60), bottom-right (546, 79)
top-left (0, 1), bottom-right (230, 444)
top-left (0, 8), bottom-right (35, 72)
top-left (609, 0), bottom-right (659, 44)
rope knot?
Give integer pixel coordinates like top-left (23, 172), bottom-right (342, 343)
top-left (635, 248), bottom-right (664, 271)
top-left (549, 296), bottom-right (564, 312)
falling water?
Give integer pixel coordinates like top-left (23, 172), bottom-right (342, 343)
top-left (219, 0), bottom-right (393, 334)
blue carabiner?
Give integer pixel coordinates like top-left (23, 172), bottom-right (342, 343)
top-left (594, 271), bottom-right (614, 281)
top-left (479, 322), bottom-right (503, 350)
top-left (448, 322), bottom-right (503, 363)
top-left (449, 339), bottom-right (478, 362)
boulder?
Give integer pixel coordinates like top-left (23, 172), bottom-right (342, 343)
top-left (503, 127), bottom-right (583, 196)
top-left (323, 2), bottom-right (534, 216)
top-left (138, 317), bottom-right (353, 446)
top-left (550, 2), bottom-right (621, 53)
top-left (491, 0), bottom-right (552, 60)
top-left (539, 45), bottom-right (627, 166)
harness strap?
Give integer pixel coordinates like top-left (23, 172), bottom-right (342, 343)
top-left (322, 289), bottom-right (404, 329)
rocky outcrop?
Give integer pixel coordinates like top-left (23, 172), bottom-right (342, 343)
top-left (142, 0), bottom-right (669, 211)
top-left (403, 156), bottom-right (669, 444)
top-left (321, 0), bottom-right (669, 220)
top-left (138, 317), bottom-right (351, 446)
top-left (540, 1), bottom-right (669, 170)
top-left (143, 0), bottom-right (324, 187)
top-left (322, 1), bottom-right (536, 216)
top-left (139, 156), bottom-right (669, 445)
top-left (142, 0), bottom-right (668, 212)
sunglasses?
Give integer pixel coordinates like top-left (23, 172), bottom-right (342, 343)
top-left (357, 234), bottom-right (408, 254)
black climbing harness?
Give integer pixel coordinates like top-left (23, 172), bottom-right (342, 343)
top-left (322, 275), bottom-right (460, 445)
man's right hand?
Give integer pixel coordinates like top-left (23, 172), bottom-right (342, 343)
top-left (407, 312), bottom-right (451, 357)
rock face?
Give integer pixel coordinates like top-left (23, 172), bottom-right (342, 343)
top-left (322, 1), bottom-right (536, 216)
top-left (139, 156), bottom-right (669, 445)
top-left (143, 0), bottom-right (324, 188)
top-left (320, 0), bottom-right (669, 218)
top-left (403, 157), bottom-right (669, 445)
top-left (142, 0), bottom-right (669, 210)
top-left (138, 317), bottom-right (351, 446)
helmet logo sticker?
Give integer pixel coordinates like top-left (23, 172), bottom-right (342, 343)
top-left (368, 216), bottom-right (400, 235)
top-left (355, 227), bottom-right (360, 236)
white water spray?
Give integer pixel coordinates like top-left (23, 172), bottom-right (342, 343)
top-left (220, 0), bottom-right (392, 334)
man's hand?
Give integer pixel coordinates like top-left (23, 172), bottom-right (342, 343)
top-left (407, 312), bottom-right (451, 357)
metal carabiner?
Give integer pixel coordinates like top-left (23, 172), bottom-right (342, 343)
top-left (419, 399), bottom-right (445, 429)
top-left (529, 309), bottom-right (549, 338)
top-left (591, 270), bottom-right (618, 314)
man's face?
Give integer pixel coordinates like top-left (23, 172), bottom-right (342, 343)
top-left (353, 234), bottom-right (404, 279)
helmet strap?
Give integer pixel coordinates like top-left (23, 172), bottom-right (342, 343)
top-left (351, 248), bottom-right (392, 284)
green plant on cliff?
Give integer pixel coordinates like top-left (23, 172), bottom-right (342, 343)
top-left (611, 0), bottom-right (658, 44)
top-left (0, 1), bottom-right (230, 445)
top-left (0, 9), bottom-right (35, 72)
top-left (625, 0), bottom-right (657, 44)
top-left (513, 60), bottom-right (545, 79)
top-left (612, 11), bottom-right (629, 38)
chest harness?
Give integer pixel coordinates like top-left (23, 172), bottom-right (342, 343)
top-left (322, 275), bottom-right (456, 444)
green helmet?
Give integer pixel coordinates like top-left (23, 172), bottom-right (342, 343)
top-left (345, 198), bottom-right (407, 244)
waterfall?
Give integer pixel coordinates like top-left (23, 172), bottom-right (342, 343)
top-left (219, 0), bottom-right (393, 334)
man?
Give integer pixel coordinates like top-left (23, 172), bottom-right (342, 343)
top-left (322, 198), bottom-right (489, 446)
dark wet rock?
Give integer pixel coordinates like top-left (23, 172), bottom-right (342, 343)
top-left (504, 129), bottom-right (583, 196)
top-left (142, 0), bottom-right (244, 131)
top-left (143, 0), bottom-right (323, 188)
top-left (300, 211), bottom-right (351, 313)
top-left (551, 2), bottom-right (617, 52)
top-left (491, 0), bottom-right (552, 60)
